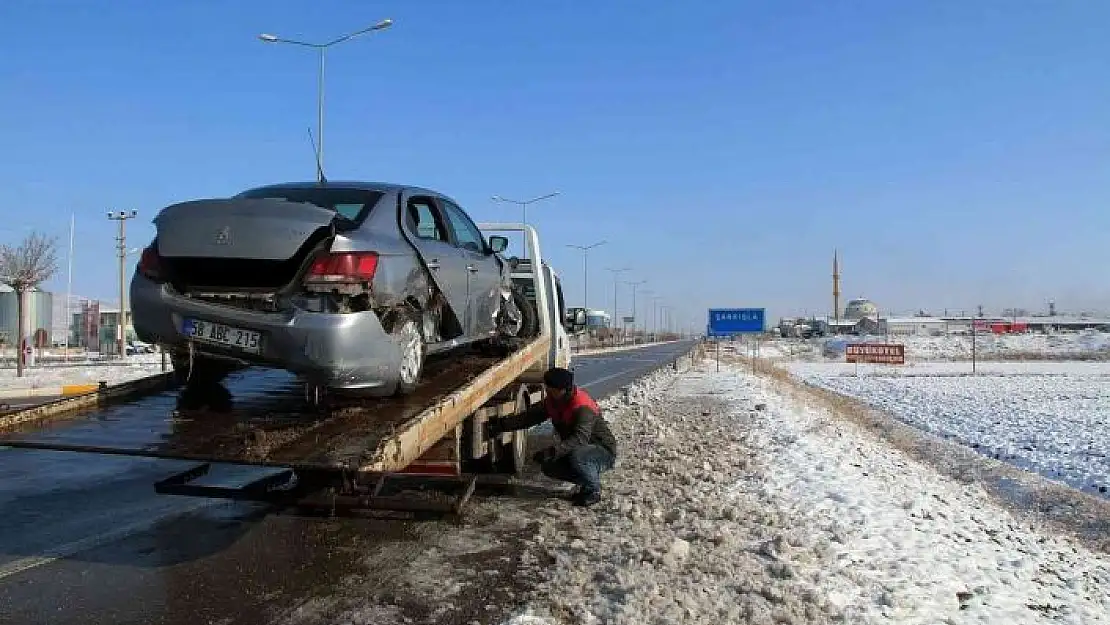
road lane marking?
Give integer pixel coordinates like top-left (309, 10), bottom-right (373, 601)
top-left (582, 365), bottom-right (656, 390)
top-left (0, 499), bottom-right (219, 582)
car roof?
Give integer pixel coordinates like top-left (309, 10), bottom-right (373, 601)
top-left (239, 181), bottom-right (445, 198)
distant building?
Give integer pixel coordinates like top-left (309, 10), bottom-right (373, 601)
top-left (844, 298), bottom-right (879, 321)
top-left (880, 317), bottom-right (948, 337)
top-left (941, 315), bottom-right (1110, 334)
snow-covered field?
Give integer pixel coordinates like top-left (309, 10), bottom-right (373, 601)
top-left (497, 362), bottom-right (1110, 624)
top-left (0, 353), bottom-right (169, 393)
top-left (757, 331), bottom-right (1110, 363)
top-left (787, 361), bottom-right (1110, 499)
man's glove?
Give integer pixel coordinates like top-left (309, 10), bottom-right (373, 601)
top-left (531, 447), bottom-right (556, 464)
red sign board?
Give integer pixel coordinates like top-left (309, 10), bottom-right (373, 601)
top-left (845, 343), bottom-right (905, 364)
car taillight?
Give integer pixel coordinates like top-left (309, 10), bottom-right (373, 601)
top-left (138, 246), bottom-right (164, 281)
top-left (305, 252), bottom-right (379, 282)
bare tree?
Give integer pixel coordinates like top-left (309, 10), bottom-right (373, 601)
top-left (0, 232), bottom-right (59, 377)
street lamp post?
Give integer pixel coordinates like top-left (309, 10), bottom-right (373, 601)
top-left (624, 279), bottom-right (646, 338)
top-left (107, 210), bottom-right (137, 360)
top-left (566, 240), bottom-right (606, 313)
top-left (490, 191), bottom-right (560, 226)
top-left (259, 18), bottom-right (393, 182)
top-left (652, 296), bottom-right (664, 340)
top-left (606, 267), bottom-right (630, 345)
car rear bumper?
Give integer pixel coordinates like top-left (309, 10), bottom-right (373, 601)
top-left (130, 275), bottom-right (401, 394)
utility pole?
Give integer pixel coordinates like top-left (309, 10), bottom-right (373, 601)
top-left (108, 210), bottom-right (137, 360)
top-left (566, 240), bottom-right (606, 312)
top-left (624, 279), bottom-right (646, 340)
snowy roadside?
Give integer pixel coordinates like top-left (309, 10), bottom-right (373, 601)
top-left (501, 361), bottom-right (1110, 624)
top-left (0, 353), bottom-right (170, 393)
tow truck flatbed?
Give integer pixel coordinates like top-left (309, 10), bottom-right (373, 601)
top-left (0, 336), bottom-right (548, 472)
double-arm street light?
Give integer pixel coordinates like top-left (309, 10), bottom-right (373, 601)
top-left (490, 191), bottom-right (560, 226)
top-left (566, 240), bottom-right (606, 312)
top-left (259, 18), bottom-right (393, 182)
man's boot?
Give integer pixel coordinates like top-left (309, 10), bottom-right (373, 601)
top-left (572, 489), bottom-right (601, 507)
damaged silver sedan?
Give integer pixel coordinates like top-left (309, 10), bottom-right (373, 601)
top-left (130, 181), bottom-right (538, 398)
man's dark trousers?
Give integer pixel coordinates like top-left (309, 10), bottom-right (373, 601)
top-left (540, 444), bottom-right (615, 496)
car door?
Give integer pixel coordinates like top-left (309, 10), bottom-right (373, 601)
top-left (439, 198), bottom-right (502, 337)
top-left (400, 193), bottom-right (471, 335)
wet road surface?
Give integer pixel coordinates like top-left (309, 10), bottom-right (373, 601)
top-left (0, 340), bottom-right (695, 625)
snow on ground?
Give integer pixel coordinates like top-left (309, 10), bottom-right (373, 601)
top-left (758, 331), bottom-right (1110, 363)
top-left (501, 362), bottom-right (1110, 625)
top-left (0, 353), bottom-right (169, 392)
top-left (786, 361), bottom-right (1110, 498)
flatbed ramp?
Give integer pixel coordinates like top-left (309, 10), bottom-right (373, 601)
top-left (0, 336), bottom-right (549, 475)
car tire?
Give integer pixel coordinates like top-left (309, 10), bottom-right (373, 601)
top-left (499, 286), bottom-right (539, 339)
top-left (392, 314), bottom-right (426, 396)
top-left (493, 384), bottom-right (533, 475)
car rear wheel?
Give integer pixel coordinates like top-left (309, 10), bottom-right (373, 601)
top-left (498, 286), bottom-right (539, 339)
top-left (393, 315), bottom-right (425, 396)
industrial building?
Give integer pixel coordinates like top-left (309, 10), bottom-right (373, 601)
top-left (879, 317), bottom-right (949, 336)
top-left (0, 285), bottom-right (54, 347)
top-left (70, 304), bottom-right (135, 354)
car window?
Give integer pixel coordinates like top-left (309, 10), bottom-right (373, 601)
top-left (333, 203), bottom-right (364, 220)
top-left (407, 198), bottom-right (449, 242)
top-left (440, 200), bottom-right (487, 254)
top-left (234, 187), bottom-right (384, 224)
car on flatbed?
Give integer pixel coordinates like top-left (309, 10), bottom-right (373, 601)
top-left (131, 181), bottom-right (541, 398)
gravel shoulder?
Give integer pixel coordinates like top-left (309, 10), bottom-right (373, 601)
top-left (273, 356), bottom-right (1110, 625)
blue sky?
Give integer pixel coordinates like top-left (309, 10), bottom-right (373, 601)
top-left (1, 0), bottom-right (1108, 329)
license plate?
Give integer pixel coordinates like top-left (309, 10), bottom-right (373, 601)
top-left (182, 318), bottom-right (262, 353)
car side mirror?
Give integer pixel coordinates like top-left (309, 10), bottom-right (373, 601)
top-left (488, 235), bottom-right (509, 253)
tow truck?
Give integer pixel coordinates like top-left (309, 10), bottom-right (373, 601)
top-left (0, 224), bottom-right (590, 516)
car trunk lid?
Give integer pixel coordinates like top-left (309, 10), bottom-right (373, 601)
top-left (154, 198), bottom-right (341, 291)
top-left (155, 198), bottom-right (341, 260)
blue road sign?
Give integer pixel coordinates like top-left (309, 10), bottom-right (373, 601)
top-left (707, 308), bottom-right (765, 337)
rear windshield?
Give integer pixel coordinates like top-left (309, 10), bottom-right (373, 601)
top-left (234, 187), bottom-right (385, 223)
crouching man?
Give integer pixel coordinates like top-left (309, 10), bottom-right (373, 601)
top-left (487, 367), bottom-right (616, 507)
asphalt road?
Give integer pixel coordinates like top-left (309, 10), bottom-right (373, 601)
top-left (0, 340), bottom-right (695, 625)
